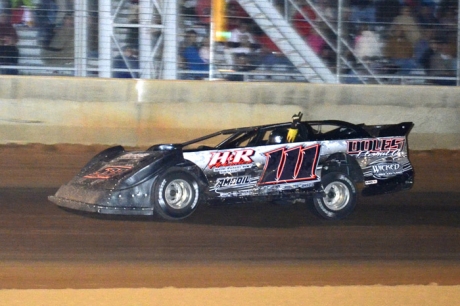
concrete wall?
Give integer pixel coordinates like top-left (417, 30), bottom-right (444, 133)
top-left (0, 76), bottom-right (458, 150)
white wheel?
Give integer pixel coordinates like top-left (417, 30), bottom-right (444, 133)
top-left (313, 173), bottom-right (357, 220)
top-left (163, 178), bottom-right (194, 209)
top-left (154, 172), bottom-right (200, 220)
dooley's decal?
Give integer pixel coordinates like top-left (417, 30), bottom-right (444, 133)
top-left (347, 138), bottom-right (405, 157)
top-left (259, 144), bottom-right (320, 185)
top-left (208, 149), bottom-right (255, 173)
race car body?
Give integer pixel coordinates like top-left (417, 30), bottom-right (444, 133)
top-left (49, 114), bottom-right (414, 220)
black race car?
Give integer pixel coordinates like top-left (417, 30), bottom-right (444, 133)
top-left (49, 113), bottom-right (414, 220)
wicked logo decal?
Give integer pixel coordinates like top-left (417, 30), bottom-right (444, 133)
top-left (347, 138), bottom-right (405, 157)
top-left (84, 166), bottom-right (133, 179)
top-left (259, 144), bottom-right (320, 185)
top-left (208, 149), bottom-right (255, 173)
top-left (371, 162), bottom-right (403, 178)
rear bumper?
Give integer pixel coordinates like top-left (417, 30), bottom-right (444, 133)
top-left (361, 170), bottom-right (414, 196)
top-left (48, 195), bottom-right (154, 215)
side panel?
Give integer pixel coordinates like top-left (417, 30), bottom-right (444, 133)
top-left (184, 142), bottom-right (322, 198)
top-left (184, 134), bottom-right (414, 199)
top-left (319, 136), bottom-right (414, 194)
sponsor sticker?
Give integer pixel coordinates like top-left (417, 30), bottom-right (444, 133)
top-left (208, 149), bottom-right (255, 174)
top-left (347, 138), bottom-right (405, 157)
top-left (365, 180), bottom-right (378, 185)
top-left (371, 162), bottom-right (403, 179)
top-left (84, 166), bottom-right (133, 179)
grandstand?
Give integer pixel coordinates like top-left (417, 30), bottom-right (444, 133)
top-left (0, 0), bottom-right (458, 85)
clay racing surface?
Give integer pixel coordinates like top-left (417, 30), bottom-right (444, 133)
top-left (0, 145), bottom-right (459, 305)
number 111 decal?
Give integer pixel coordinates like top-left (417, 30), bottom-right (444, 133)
top-left (259, 144), bottom-right (320, 185)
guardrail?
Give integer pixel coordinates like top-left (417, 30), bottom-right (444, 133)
top-left (0, 76), bottom-right (458, 150)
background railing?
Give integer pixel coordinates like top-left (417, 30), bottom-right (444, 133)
top-left (0, 0), bottom-right (458, 85)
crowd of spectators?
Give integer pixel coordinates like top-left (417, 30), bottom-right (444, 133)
top-left (179, 0), bottom-right (458, 84)
top-left (0, 0), bottom-right (75, 74)
top-left (0, 0), bottom-right (458, 84)
top-left (0, 11), bottom-right (19, 74)
top-left (341, 0), bottom-right (458, 84)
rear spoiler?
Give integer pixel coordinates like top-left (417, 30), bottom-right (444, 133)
top-left (359, 122), bottom-right (414, 137)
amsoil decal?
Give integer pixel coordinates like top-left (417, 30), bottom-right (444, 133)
top-left (208, 149), bottom-right (255, 173)
top-left (259, 144), bottom-right (320, 185)
top-left (212, 176), bottom-right (259, 192)
top-left (215, 176), bottom-right (251, 188)
top-left (347, 138), bottom-right (405, 157)
top-left (371, 162), bottom-right (403, 178)
top-left (84, 166), bottom-right (133, 179)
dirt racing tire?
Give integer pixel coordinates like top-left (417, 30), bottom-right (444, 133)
top-left (313, 172), bottom-right (357, 220)
top-left (153, 171), bottom-right (200, 220)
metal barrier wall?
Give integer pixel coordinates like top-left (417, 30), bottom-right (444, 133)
top-left (0, 0), bottom-right (458, 85)
top-left (0, 76), bottom-right (458, 150)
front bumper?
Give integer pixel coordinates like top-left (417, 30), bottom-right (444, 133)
top-left (49, 195), bottom-right (154, 215)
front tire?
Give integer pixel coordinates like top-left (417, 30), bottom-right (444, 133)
top-left (313, 173), bottom-right (357, 220)
top-left (153, 171), bottom-right (200, 220)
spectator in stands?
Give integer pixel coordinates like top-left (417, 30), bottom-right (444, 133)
top-left (225, 19), bottom-right (259, 67)
top-left (41, 13), bottom-right (74, 67)
top-left (0, 12), bottom-right (18, 45)
top-left (428, 37), bottom-right (456, 85)
top-left (112, 45), bottom-right (139, 78)
top-left (225, 0), bottom-right (250, 32)
top-left (316, 0), bottom-right (337, 23)
top-left (195, 0), bottom-right (210, 25)
top-left (383, 24), bottom-right (417, 75)
top-left (436, 0), bottom-right (458, 25)
top-left (180, 0), bottom-right (198, 20)
top-left (375, 0), bottom-right (400, 28)
top-left (418, 36), bottom-right (438, 73)
top-left (126, 0), bottom-right (139, 48)
top-left (181, 29), bottom-right (208, 79)
top-left (255, 31), bottom-right (292, 70)
top-left (414, 25), bottom-right (435, 67)
top-left (415, 2), bottom-right (439, 27)
top-left (225, 28), bottom-right (259, 68)
top-left (349, 0), bottom-right (376, 26)
top-left (35, 0), bottom-right (58, 48)
top-left (436, 2), bottom-right (457, 58)
top-left (353, 24), bottom-right (383, 61)
top-left (292, 2), bottom-right (316, 39)
top-left (198, 36), bottom-right (210, 66)
top-left (391, 5), bottom-right (421, 47)
top-left (307, 22), bottom-right (326, 55)
top-left (0, 29), bottom-right (19, 75)
top-left (228, 19), bottom-right (256, 47)
top-left (0, 1), bottom-right (9, 14)
top-left (226, 53), bottom-right (253, 81)
top-left (10, 0), bottom-right (34, 26)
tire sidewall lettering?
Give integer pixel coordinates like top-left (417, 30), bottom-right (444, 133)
top-left (154, 172), bottom-right (200, 220)
top-left (314, 172), bottom-right (357, 220)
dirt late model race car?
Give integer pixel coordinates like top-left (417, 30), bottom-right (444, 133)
top-left (49, 113), bottom-right (414, 221)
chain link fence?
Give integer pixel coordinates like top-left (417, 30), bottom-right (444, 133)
top-left (0, 0), bottom-right (458, 85)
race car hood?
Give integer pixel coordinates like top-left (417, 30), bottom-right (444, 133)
top-left (68, 144), bottom-right (184, 190)
top-left (50, 144), bottom-right (187, 210)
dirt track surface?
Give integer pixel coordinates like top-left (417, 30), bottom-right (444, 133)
top-left (0, 145), bottom-right (459, 291)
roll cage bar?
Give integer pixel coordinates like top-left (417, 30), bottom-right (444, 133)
top-left (180, 120), bottom-right (372, 150)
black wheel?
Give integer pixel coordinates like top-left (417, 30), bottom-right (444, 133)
top-left (313, 173), bottom-right (357, 220)
top-left (153, 171), bottom-right (200, 220)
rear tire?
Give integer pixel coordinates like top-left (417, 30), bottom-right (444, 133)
top-left (153, 171), bottom-right (200, 220)
top-left (313, 173), bottom-right (357, 220)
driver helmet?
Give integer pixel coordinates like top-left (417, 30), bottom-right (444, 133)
top-left (268, 128), bottom-right (287, 144)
